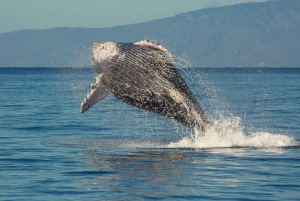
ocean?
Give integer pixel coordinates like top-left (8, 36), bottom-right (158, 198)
top-left (0, 67), bottom-right (299, 200)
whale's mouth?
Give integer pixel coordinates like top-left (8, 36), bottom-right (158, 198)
top-left (91, 43), bottom-right (104, 66)
top-left (91, 42), bottom-right (119, 66)
top-left (91, 43), bottom-right (107, 66)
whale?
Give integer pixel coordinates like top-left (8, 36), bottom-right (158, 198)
top-left (80, 40), bottom-right (210, 132)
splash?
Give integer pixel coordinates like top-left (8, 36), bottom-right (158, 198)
top-left (168, 116), bottom-right (296, 149)
top-left (51, 115), bottom-right (296, 150)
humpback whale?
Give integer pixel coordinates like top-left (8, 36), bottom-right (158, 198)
top-left (80, 40), bottom-right (210, 132)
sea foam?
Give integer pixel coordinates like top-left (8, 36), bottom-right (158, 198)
top-left (168, 116), bottom-right (296, 149)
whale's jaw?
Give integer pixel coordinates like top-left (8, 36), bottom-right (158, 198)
top-left (91, 42), bottom-right (115, 66)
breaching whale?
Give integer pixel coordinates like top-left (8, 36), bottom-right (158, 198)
top-left (80, 40), bottom-right (210, 132)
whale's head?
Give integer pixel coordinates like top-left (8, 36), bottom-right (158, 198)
top-left (91, 42), bottom-right (119, 67)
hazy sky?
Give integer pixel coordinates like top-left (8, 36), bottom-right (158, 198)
top-left (1, 0), bottom-right (268, 34)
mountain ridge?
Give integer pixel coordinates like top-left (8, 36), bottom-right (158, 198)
top-left (0, 0), bottom-right (299, 67)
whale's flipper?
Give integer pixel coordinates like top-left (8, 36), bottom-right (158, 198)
top-left (80, 74), bottom-right (109, 113)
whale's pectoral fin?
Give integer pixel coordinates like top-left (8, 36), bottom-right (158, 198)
top-left (80, 74), bottom-right (109, 113)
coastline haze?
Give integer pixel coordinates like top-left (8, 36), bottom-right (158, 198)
top-left (1, 0), bottom-right (269, 34)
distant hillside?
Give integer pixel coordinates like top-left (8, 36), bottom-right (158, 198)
top-left (0, 0), bottom-right (299, 67)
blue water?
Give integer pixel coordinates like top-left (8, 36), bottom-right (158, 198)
top-left (0, 67), bottom-right (299, 200)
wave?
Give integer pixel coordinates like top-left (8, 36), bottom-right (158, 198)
top-left (49, 115), bottom-right (297, 150)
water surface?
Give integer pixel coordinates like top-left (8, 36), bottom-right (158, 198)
top-left (0, 67), bottom-right (299, 200)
